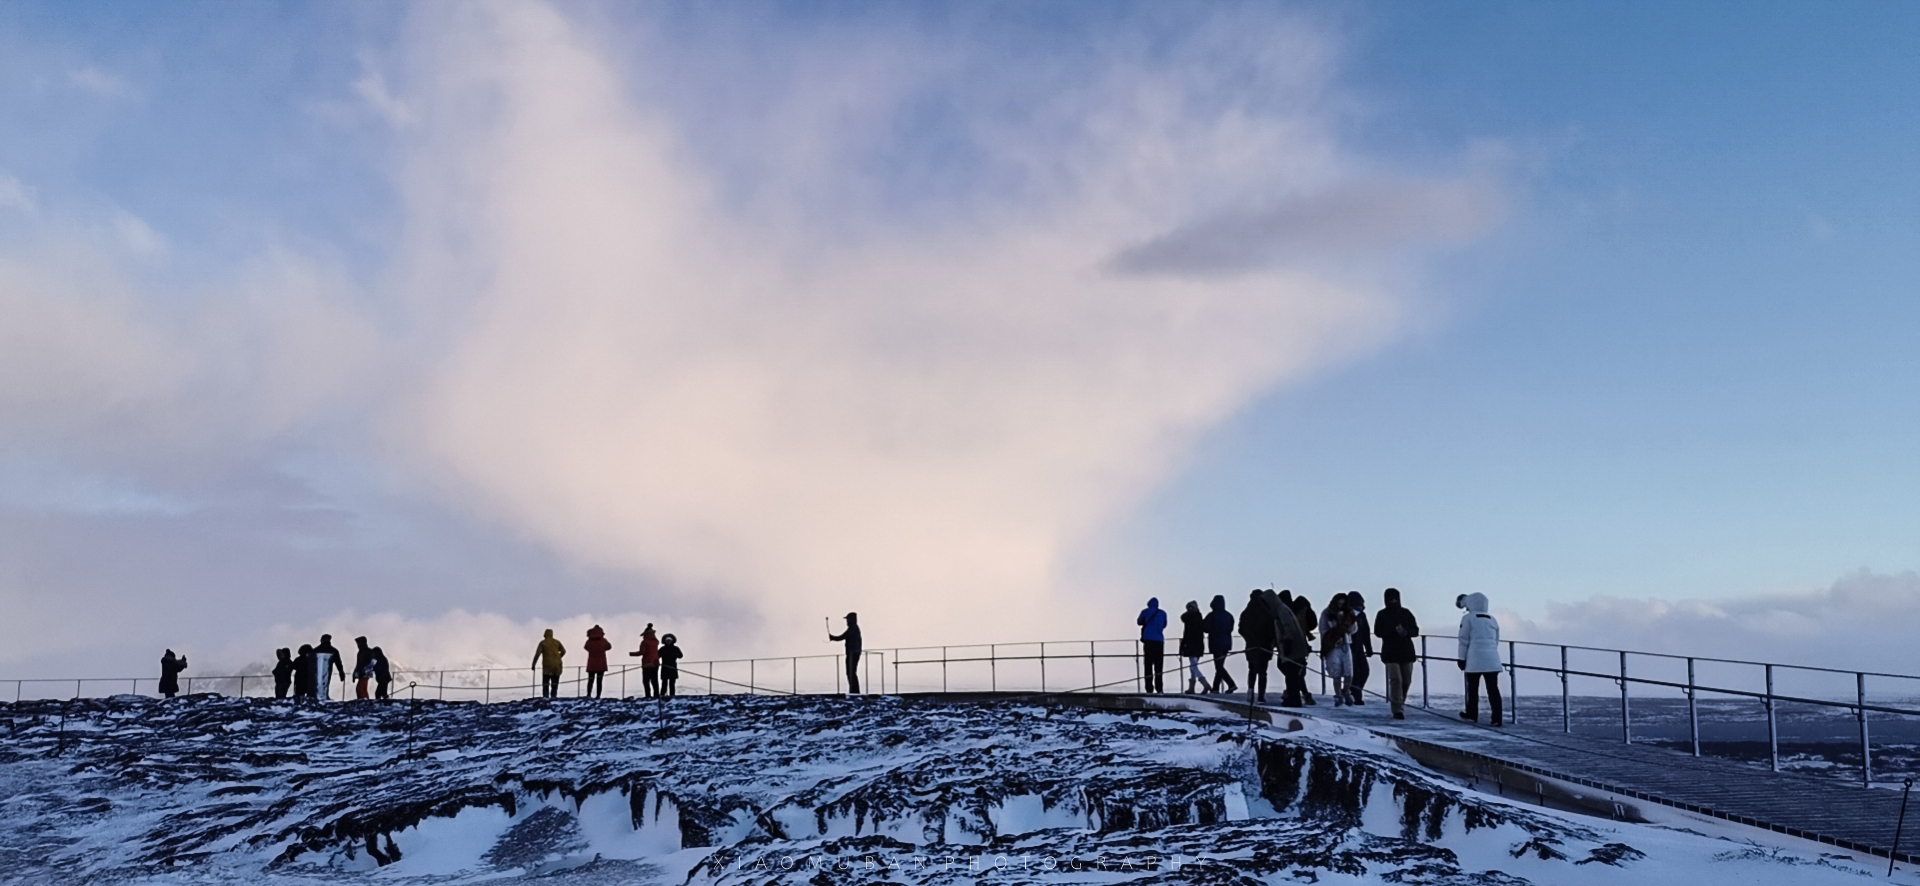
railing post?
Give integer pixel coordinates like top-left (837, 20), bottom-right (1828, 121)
top-left (1859, 672), bottom-right (1872, 787)
top-left (438, 671), bottom-right (444, 700)
top-left (1420, 635), bottom-right (1430, 710)
top-left (486, 669), bottom-right (491, 704)
top-left (990, 644), bottom-right (997, 692)
top-left (941, 647), bottom-right (948, 693)
top-left (792, 657), bottom-right (798, 696)
top-left (1088, 641), bottom-right (1096, 692)
top-left (1620, 651), bottom-right (1630, 744)
top-left (1133, 641), bottom-right (1142, 693)
top-left (239, 676), bottom-right (245, 698)
top-left (1765, 664), bottom-right (1778, 772)
top-left (1507, 640), bottom-right (1517, 725)
top-left (750, 659), bottom-right (757, 695)
top-left (1040, 642), bottom-right (1047, 692)
top-left (893, 654), bottom-right (900, 695)
top-left (835, 655), bottom-right (842, 695)
top-left (1560, 645), bottom-right (1570, 734)
top-left (1687, 657), bottom-right (1699, 756)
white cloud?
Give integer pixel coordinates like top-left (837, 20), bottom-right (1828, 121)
top-left (379, 3), bottom-right (1499, 653)
top-left (0, 173), bottom-right (34, 213)
top-left (353, 68), bottom-right (414, 128)
top-left (112, 211), bottom-right (167, 256)
top-left (68, 66), bottom-right (132, 99)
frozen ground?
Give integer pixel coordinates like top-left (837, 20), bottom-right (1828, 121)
top-left (0, 693), bottom-right (1911, 885)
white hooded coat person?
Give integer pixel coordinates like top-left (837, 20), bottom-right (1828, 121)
top-left (1457, 592), bottom-right (1503, 725)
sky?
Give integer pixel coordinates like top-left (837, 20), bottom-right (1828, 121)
top-left (0, 1), bottom-right (1914, 680)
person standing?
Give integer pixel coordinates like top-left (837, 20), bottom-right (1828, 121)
top-left (1203, 595), bottom-right (1237, 695)
top-left (1318, 594), bottom-right (1356, 708)
top-left (271, 648), bottom-right (295, 700)
top-left (630, 624), bottom-right (661, 698)
top-left (532, 629), bottom-right (566, 698)
top-left (583, 625), bottom-right (611, 698)
top-left (1372, 588), bottom-right (1421, 719)
top-left (1347, 591), bottom-right (1373, 705)
top-left (352, 636), bottom-right (377, 700)
top-left (370, 646), bottom-right (393, 700)
top-left (829, 613), bottom-right (863, 694)
top-left (1458, 592), bottom-right (1503, 726)
top-left (658, 634), bottom-right (683, 697)
top-left (314, 635), bottom-right (346, 702)
top-left (1271, 590), bottom-right (1311, 708)
top-left (1289, 596), bottom-right (1318, 705)
top-left (293, 645), bottom-right (318, 700)
top-left (1236, 591), bottom-right (1274, 703)
top-left (1179, 601), bottom-right (1210, 693)
top-left (1136, 598), bottom-right (1167, 693)
top-left (158, 649), bottom-right (188, 699)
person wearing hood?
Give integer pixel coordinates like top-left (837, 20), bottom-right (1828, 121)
top-left (1289, 596), bottom-right (1318, 705)
top-left (293, 644), bottom-right (318, 700)
top-left (1179, 601), bottom-right (1210, 693)
top-left (1372, 588), bottom-right (1420, 719)
top-left (1457, 592), bottom-right (1503, 726)
top-left (1136, 598), bottom-right (1168, 693)
top-left (630, 624), bottom-right (661, 698)
top-left (532, 629), bottom-right (567, 698)
top-left (370, 646), bottom-right (392, 700)
top-left (158, 649), bottom-right (188, 699)
top-left (584, 625), bottom-right (612, 698)
top-left (659, 634), bottom-right (683, 697)
top-left (1202, 595), bottom-right (1237, 695)
top-left (352, 636), bottom-right (377, 700)
top-left (272, 648), bottom-right (295, 699)
top-left (830, 613), bottom-right (863, 694)
top-left (1271, 590), bottom-right (1311, 708)
top-left (1318, 594), bottom-right (1357, 707)
top-left (1347, 592), bottom-right (1373, 705)
top-left (1237, 591), bottom-right (1275, 703)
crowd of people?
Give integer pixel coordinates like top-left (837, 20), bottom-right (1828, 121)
top-left (1140, 588), bottom-right (1504, 725)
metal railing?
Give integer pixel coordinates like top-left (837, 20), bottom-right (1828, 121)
top-left (13, 635), bottom-right (1920, 787)
top-left (1415, 636), bottom-right (1920, 787)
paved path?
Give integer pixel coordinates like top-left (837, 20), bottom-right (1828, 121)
top-left (1252, 693), bottom-right (1918, 863)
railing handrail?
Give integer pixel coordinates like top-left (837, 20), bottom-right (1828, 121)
top-left (1507, 638), bottom-right (1920, 682)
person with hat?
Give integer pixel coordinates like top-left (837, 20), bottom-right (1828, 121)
top-left (829, 613), bottom-right (863, 694)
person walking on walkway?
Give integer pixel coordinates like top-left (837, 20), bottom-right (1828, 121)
top-left (829, 613), bottom-right (863, 694)
top-left (1203, 595), bottom-right (1237, 695)
top-left (1347, 591), bottom-right (1373, 705)
top-left (630, 624), bottom-right (661, 698)
top-left (1318, 594), bottom-right (1357, 707)
top-left (158, 649), bottom-right (188, 699)
top-left (1179, 601), bottom-right (1210, 693)
top-left (1137, 597), bottom-right (1168, 693)
top-left (370, 646), bottom-right (392, 700)
top-left (1372, 588), bottom-right (1420, 719)
top-left (314, 635), bottom-right (346, 702)
top-left (1271, 590), bottom-right (1311, 707)
top-left (584, 625), bottom-right (611, 698)
top-left (1289, 596), bottom-right (1318, 705)
top-left (659, 633), bottom-right (683, 697)
top-left (1458, 592), bottom-right (1503, 726)
top-left (532, 629), bottom-right (566, 698)
top-left (294, 644), bottom-right (318, 700)
top-left (352, 636), bottom-right (377, 700)
top-left (272, 647), bottom-right (295, 699)
top-left (1237, 590), bottom-right (1275, 703)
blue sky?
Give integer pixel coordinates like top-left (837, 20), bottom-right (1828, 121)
top-left (0, 1), bottom-right (1915, 678)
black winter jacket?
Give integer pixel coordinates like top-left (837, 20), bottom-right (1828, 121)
top-left (1373, 605), bottom-right (1421, 664)
top-left (1179, 609), bottom-right (1206, 657)
top-left (1238, 596), bottom-right (1277, 650)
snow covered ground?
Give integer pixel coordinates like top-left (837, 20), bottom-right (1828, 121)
top-left (0, 693), bottom-right (1911, 884)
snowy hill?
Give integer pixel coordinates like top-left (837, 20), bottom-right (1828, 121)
top-left (0, 694), bottom-right (1900, 884)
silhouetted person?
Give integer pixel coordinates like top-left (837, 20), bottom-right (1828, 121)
top-left (314, 634), bottom-right (345, 702)
top-left (829, 613), bottom-right (863, 694)
top-left (1289, 596), bottom-right (1317, 705)
top-left (584, 625), bottom-right (611, 698)
top-left (1458, 592), bottom-right (1503, 726)
top-left (630, 624), bottom-right (660, 698)
top-left (1348, 591), bottom-right (1372, 705)
top-left (370, 646), bottom-right (393, 700)
top-left (532, 629), bottom-right (566, 698)
top-left (1203, 595), bottom-right (1237, 695)
top-left (158, 649), bottom-right (188, 699)
top-left (1318, 593), bottom-right (1356, 707)
top-left (352, 636), bottom-right (377, 700)
top-left (1372, 588), bottom-right (1420, 719)
top-left (294, 644), bottom-right (318, 700)
top-left (1237, 591), bottom-right (1274, 703)
top-left (1136, 598), bottom-right (1167, 693)
top-left (1271, 589), bottom-right (1311, 707)
top-left (272, 648), bottom-right (294, 699)
top-left (1179, 601), bottom-right (1209, 693)
top-left (659, 633), bottom-right (683, 697)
